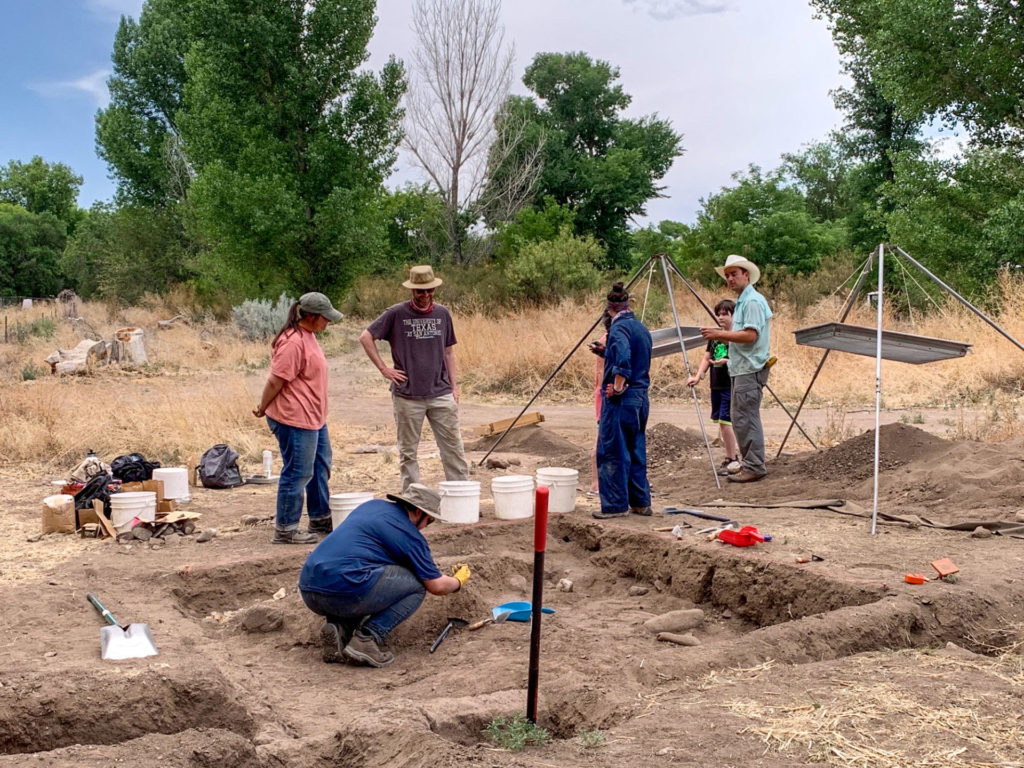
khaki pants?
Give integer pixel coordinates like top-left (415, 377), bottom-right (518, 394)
top-left (392, 393), bottom-right (469, 491)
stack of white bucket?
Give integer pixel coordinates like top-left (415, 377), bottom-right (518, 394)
top-left (152, 467), bottom-right (190, 504)
top-left (535, 467), bottom-right (579, 513)
top-left (329, 492), bottom-right (374, 528)
top-left (439, 480), bottom-right (481, 523)
top-left (491, 475), bottom-right (535, 519)
top-left (110, 492), bottom-right (157, 533)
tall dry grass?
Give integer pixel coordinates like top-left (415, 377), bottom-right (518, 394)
top-left (2, 274), bottom-right (1023, 467)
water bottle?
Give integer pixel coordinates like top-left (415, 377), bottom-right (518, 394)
top-left (262, 450), bottom-right (273, 478)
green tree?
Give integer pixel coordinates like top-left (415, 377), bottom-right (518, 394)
top-left (505, 225), bottom-right (604, 304)
top-left (488, 53), bottom-right (682, 267)
top-left (690, 166), bottom-right (847, 280)
top-left (379, 184), bottom-right (449, 268)
top-left (0, 157), bottom-right (83, 231)
top-left (812, 0), bottom-right (1024, 144)
top-left (62, 203), bottom-right (194, 303)
top-left (95, 0), bottom-right (192, 207)
top-left (0, 203), bottom-right (66, 296)
top-left (96, 0), bottom-right (405, 297)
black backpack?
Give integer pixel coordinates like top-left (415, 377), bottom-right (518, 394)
top-left (75, 471), bottom-right (114, 514)
top-left (110, 452), bottom-right (160, 483)
top-left (197, 444), bottom-right (243, 489)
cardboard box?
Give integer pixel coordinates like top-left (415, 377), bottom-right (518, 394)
top-left (120, 479), bottom-right (165, 502)
top-left (157, 499), bottom-right (178, 514)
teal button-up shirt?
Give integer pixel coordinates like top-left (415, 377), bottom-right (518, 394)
top-left (728, 284), bottom-right (772, 376)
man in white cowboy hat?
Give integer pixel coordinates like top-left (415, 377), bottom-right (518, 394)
top-left (299, 483), bottom-right (470, 667)
top-left (360, 265), bottom-right (470, 491)
top-left (700, 254), bottom-right (773, 483)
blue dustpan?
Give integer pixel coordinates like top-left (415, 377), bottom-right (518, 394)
top-left (493, 601), bottom-right (555, 622)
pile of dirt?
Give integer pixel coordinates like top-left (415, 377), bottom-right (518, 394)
top-left (794, 423), bottom-right (950, 483)
top-left (646, 423), bottom-right (709, 467)
top-left (465, 424), bottom-right (583, 458)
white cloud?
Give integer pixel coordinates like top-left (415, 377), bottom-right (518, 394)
top-left (621, 0), bottom-right (732, 20)
top-left (30, 69), bottom-right (111, 108)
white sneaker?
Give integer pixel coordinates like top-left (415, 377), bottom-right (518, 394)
top-left (726, 460), bottom-right (742, 474)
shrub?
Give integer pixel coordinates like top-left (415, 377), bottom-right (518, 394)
top-left (232, 293), bottom-right (292, 341)
top-left (484, 713), bottom-right (550, 750)
top-left (21, 362), bottom-right (43, 380)
top-left (505, 226), bottom-right (604, 304)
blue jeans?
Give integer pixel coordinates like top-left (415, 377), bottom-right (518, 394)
top-left (597, 389), bottom-right (651, 515)
top-left (266, 416), bottom-right (331, 530)
top-left (300, 565), bottom-right (426, 643)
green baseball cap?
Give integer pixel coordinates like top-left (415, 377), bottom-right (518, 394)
top-left (298, 292), bottom-right (343, 322)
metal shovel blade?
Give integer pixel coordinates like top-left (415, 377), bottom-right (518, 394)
top-left (100, 622), bottom-right (159, 660)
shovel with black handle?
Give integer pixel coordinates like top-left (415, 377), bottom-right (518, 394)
top-left (87, 593), bottom-right (159, 660)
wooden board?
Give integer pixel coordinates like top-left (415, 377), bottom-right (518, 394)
top-left (475, 411), bottom-right (544, 436)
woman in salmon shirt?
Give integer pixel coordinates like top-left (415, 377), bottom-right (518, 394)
top-left (253, 292), bottom-right (343, 544)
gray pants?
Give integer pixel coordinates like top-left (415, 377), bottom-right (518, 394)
top-left (731, 369), bottom-right (768, 476)
top-left (392, 393), bottom-right (469, 491)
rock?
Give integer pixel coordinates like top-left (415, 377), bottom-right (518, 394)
top-left (656, 632), bottom-right (701, 646)
top-left (507, 457), bottom-right (521, 466)
top-left (643, 608), bottom-right (705, 634)
top-left (26, 533), bottom-right (44, 543)
top-left (557, 578), bottom-right (573, 593)
top-left (508, 574), bottom-right (529, 593)
top-left (970, 526), bottom-right (993, 539)
top-left (627, 585), bottom-right (649, 597)
top-left (196, 528), bottom-right (217, 543)
top-left (272, 587), bottom-right (287, 600)
top-left (238, 606), bottom-right (284, 634)
top-left (240, 515), bottom-right (260, 527)
top-left (653, 579), bottom-right (667, 593)
top-left (722, 610), bottom-right (734, 620)
top-left (484, 457), bottom-right (510, 469)
top-left (1015, 510), bottom-right (1024, 523)
top-left (132, 526), bottom-right (152, 541)
top-left (116, 532), bottom-right (133, 544)
top-left (44, 651), bottom-right (58, 658)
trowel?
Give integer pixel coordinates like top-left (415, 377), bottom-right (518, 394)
top-left (87, 593), bottom-right (159, 660)
top-left (468, 609), bottom-right (512, 631)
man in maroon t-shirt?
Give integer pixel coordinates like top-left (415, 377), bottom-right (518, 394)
top-left (359, 266), bottom-right (470, 491)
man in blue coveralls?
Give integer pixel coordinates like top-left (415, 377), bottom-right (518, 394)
top-left (298, 484), bottom-right (470, 668)
top-left (593, 282), bottom-right (654, 520)
top-left (700, 254), bottom-right (773, 483)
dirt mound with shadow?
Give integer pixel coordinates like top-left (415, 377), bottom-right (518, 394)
top-left (647, 423), bottom-right (709, 468)
top-left (794, 423), bottom-right (951, 483)
top-left (465, 424), bottom-right (584, 459)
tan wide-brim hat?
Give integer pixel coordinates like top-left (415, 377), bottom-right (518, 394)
top-left (402, 265), bottom-right (443, 290)
top-left (386, 483), bottom-right (443, 520)
top-left (715, 254), bottom-right (761, 285)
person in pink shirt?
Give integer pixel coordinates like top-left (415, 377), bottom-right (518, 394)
top-left (254, 292), bottom-right (342, 544)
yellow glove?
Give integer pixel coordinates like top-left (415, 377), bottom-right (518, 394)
top-left (452, 563), bottom-right (471, 587)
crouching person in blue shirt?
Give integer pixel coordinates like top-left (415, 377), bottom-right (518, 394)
top-left (299, 484), bottom-right (469, 668)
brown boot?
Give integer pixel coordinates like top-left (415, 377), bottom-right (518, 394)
top-left (728, 470), bottom-right (766, 483)
top-left (343, 630), bottom-right (394, 668)
top-left (272, 528), bottom-right (319, 545)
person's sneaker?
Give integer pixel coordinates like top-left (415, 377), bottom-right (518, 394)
top-left (629, 506), bottom-right (653, 516)
top-left (717, 458), bottom-right (742, 476)
top-left (592, 510), bottom-right (628, 520)
top-left (308, 516), bottom-right (333, 535)
top-left (320, 621), bottom-right (346, 664)
top-left (728, 469), bottom-right (766, 483)
top-left (343, 630), bottom-right (394, 668)
top-left (272, 528), bottom-right (320, 545)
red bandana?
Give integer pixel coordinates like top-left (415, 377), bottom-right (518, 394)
top-left (409, 299), bottom-right (434, 314)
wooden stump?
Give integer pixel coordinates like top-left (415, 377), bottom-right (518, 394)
top-left (110, 327), bottom-right (148, 366)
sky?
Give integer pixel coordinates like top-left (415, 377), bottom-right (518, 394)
top-left (0, 0), bottom-right (846, 224)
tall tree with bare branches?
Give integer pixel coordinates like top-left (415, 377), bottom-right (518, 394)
top-left (405, 0), bottom-right (515, 264)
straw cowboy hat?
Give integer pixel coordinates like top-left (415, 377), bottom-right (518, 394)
top-left (402, 265), bottom-right (444, 290)
top-left (715, 254), bottom-right (761, 285)
top-left (386, 483), bottom-right (443, 519)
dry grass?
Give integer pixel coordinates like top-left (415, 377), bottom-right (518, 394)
top-left (3, 272), bottom-right (1024, 464)
top-left (725, 648), bottom-right (1024, 767)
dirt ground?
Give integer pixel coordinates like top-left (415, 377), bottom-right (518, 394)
top-left (2, 354), bottom-right (1023, 767)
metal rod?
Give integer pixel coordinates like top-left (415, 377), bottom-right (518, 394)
top-left (763, 383), bottom-right (817, 449)
top-left (526, 485), bottom-right (549, 724)
top-left (776, 254), bottom-right (875, 457)
top-left (872, 244), bottom-right (884, 536)
top-left (665, 257), bottom-right (718, 322)
top-left (659, 255), bottom-right (720, 488)
top-left (893, 245), bottom-right (1024, 355)
top-left (478, 256), bottom-right (658, 465)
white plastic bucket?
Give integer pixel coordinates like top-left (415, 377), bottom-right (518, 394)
top-left (438, 480), bottom-right (480, 524)
top-left (535, 467), bottom-right (579, 513)
top-left (151, 467), bottom-right (190, 502)
top-left (329, 492), bottom-right (374, 528)
top-left (491, 475), bottom-right (535, 520)
top-left (110, 491), bottom-right (157, 532)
